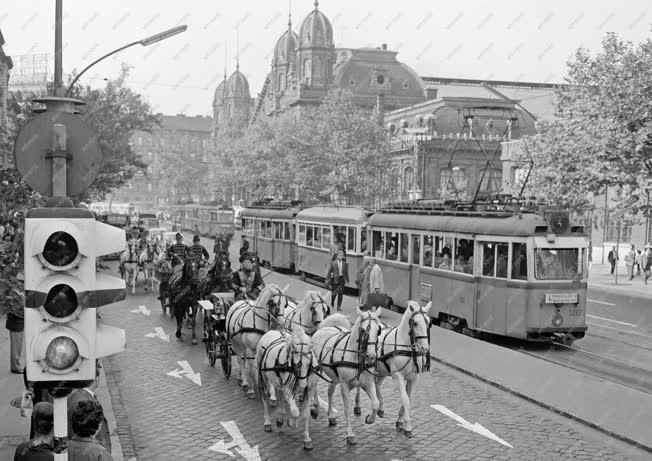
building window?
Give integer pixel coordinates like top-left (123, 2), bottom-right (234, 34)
top-left (147, 183), bottom-right (152, 192)
top-left (302, 58), bottom-right (311, 78)
top-left (606, 219), bottom-right (632, 242)
top-left (440, 168), bottom-right (467, 190)
top-left (403, 167), bottom-right (414, 193)
top-left (480, 169), bottom-right (503, 193)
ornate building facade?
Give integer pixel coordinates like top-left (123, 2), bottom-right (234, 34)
top-left (212, 65), bottom-right (254, 134)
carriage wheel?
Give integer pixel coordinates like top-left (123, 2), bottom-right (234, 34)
top-left (205, 330), bottom-right (217, 367)
top-left (219, 336), bottom-right (232, 379)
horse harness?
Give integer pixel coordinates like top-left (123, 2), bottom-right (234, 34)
top-left (227, 293), bottom-right (285, 339)
top-left (377, 309), bottom-right (431, 374)
top-left (258, 335), bottom-right (314, 392)
top-left (285, 296), bottom-right (328, 333)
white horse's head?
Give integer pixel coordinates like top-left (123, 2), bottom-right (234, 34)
top-left (405, 301), bottom-right (431, 354)
top-left (306, 291), bottom-right (329, 327)
top-left (287, 326), bottom-right (313, 390)
top-left (263, 284), bottom-right (290, 319)
top-left (354, 306), bottom-right (382, 363)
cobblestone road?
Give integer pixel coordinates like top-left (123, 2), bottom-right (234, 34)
top-left (100, 258), bottom-right (648, 461)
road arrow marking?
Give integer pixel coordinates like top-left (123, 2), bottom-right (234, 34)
top-left (208, 421), bottom-right (260, 461)
top-left (431, 404), bottom-right (513, 448)
top-left (130, 305), bottom-right (151, 316)
top-left (144, 327), bottom-right (169, 342)
top-left (166, 369), bottom-right (184, 380)
top-left (176, 360), bottom-right (202, 386)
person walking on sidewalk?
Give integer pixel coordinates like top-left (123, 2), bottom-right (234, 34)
top-left (67, 366), bottom-right (111, 454)
top-left (607, 247), bottom-right (618, 275)
top-left (356, 252), bottom-right (372, 307)
top-left (625, 245), bottom-right (636, 280)
top-left (643, 247), bottom-right (652, 285)
top-left (636, 249), bottom-right (644, 277)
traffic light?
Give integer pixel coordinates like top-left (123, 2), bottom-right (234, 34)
top-left (24, 204), bottom-right (127, 383)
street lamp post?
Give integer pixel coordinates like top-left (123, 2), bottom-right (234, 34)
top-left (65, 25), bottom-right (187, 97)
top-left (644, 157), bottom-right (652, 245)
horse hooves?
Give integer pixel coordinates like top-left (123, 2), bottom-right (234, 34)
top-left (346, 436), bottom-right (357, 446)
top-left (269, 398), bottom-right (278, 408)
top-left (404, 430), bottom-right (413, 438)
top-left (276, 419), bottom-right (284, 428)
top-left (365, 415), bottom-right (374, 424)
top-left (264, 424), bottom-right (272, 433)
top-left (286, 418), bottom-right (296, 428)
top-left (328, 417), bottom-right (337, 427)
top-left (304, 441), bottom-right (313, 451)
top-left (310, 408), bottom-right (319, 420)
top-left (353, 406), bottom-right (362, 416)
top-left (377, 409), bottom-right (385, 418)
top-left (396, 421), bottom-right (405, 431)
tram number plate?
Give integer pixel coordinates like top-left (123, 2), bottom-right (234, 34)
top-left (568, 308), bottom-right (583, 317)
top-left (545, 293), bottom-right (578, 304)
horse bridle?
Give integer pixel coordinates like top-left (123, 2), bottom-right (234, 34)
top-left (406, 308), bottom-right (431, 373)
top-left (357, 315), bottom-right (382, 368)
top-left (291, 341), bottom-right (314, 381)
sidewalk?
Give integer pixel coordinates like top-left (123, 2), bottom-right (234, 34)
top-left (0, 325), bottom-right (124, 460)
top-left (588, 263), bottom-right (652, 298)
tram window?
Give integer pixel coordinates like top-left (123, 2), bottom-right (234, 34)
top-left (348, 227), bottom-right (357, 252)
top-left (315, 226), bottom-right (322, 248)
top-left (412, 234), bottom-right (421, 265)
top-left (298, 225), bottom-right (306, 245)
top-left (284, 222), bottom-right (291, 241)
top-left (535, 248), bottom-right (581, 280)
top-left (454, 238), bottom-right (474, 274)
top-left (361, 228), bottom-right (367, 253)
top-left (433, 236), bottom-right (444, 267)
top-left (386, 232), bottom-right (398, 260)
top-left (274, 222), bottom-right (283, 239)
top-left (305, 226), bottom-right (313, 246)
top-left (511, 243), bottom-right (528, 280)
top-left (333, 226), bottom-right (346, 247)
top-left (373, 231), bottom-right (384, 259)
top-left (323, 226), bottom-right (332, 248)
top-left (423, 235), bottom-right (433, 267)
top-left (399, 233), bottom-right (409, 263)
top-left (496, 243), bottom-right (509, 278)
top-left (482, 243), bottom-right (496, 276)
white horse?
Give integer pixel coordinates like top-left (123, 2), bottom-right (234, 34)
top-left (226, 284), bottom-right (291, 398)
top-left (256, 326), bottom-right (318, 450)
top-left (283, 291), bottom-right (330, 335)
top-left (136, 240), bottom-right (158, 292)
top-left (353, 301), bottom-right (431, 437)
top-left (119, 240), bottom-right (139, 295)
top-left (311, 307), bottom-right (382, 446)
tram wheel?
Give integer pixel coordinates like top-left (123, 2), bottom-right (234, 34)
top-left (559, 333), bottom-right (575, 346)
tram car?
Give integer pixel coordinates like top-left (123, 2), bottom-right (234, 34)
top-left (367, 198), bottom-right (588, 344)
top-left (240, 201), bottom-right (303, 271)
top-left (175, 204), bottom-right (234, 238)
top-left (296, 206), bottom-right (372, 290)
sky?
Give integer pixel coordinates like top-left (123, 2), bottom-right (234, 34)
top-left (1, 0), bottom-right (650, 116)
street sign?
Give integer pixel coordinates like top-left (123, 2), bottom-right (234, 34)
top-left (13, 112), bottom-right (102, 196)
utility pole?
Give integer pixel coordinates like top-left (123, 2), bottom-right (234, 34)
top-left (602, 185), bottom-right (608, 264)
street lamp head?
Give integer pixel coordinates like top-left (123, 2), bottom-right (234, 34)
top-left (139, 25), bottom-right (188, 47)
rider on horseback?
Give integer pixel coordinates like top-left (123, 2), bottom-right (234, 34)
top-left (153, 250), bottom-right (173, 315)
top-left (232, 255), bottom-right (265, 301)
top-left (167, 233), bottom-right (188, 267)
top-left (187, 235), bottom-right (210, 268)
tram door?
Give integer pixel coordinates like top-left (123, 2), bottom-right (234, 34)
top-left (475, 241), bottom-right (509, 335)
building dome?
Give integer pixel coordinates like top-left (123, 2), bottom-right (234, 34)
top-left (213, 79), bottom-right (226, 107)
top-left (298, 1), bottom-right (333, 49)
top-left (274, 28), bottom-right (299, 63)
top-left (226, 69), bottom-right (251, 99)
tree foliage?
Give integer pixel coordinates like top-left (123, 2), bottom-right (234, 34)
top-left (517, 32), bottom-right (652, 217)
top-left (210, 91), bottom-right (396, 207)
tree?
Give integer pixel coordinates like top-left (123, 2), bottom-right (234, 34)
top-left (517, 32), bottom-right (652, 217)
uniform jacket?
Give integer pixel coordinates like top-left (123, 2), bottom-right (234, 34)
top-left (231, 269), bottom-right (265, 295)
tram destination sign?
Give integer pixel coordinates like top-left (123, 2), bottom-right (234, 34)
top-left (545, 293), bottom-right (578, 304)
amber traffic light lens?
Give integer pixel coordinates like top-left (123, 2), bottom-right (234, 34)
top-left (44, 336), bottom-right (79, 370)
top-left (44, 284), bottom-right (78, 318)
top-left (43, 232), bottom-right (79, 267)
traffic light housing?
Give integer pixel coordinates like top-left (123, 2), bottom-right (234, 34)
top-left (24, 205), bottom-right (126, 383)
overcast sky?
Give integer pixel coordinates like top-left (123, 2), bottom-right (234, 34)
top-left (2, 0), bottom-right (650, 116)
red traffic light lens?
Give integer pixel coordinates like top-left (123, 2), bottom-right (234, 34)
top-left (44, 336), bottom-right (79, 370)
top-left (43, 232), bottom-right (79, 267)
top-left (44, 284), bottom-right (78, 318)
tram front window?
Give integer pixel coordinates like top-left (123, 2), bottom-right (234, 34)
top-left (535, 248), bottom-right (581, 280)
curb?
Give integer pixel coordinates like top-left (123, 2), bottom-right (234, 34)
top-left (428, 352), bottom-right (652, 455)
top-left (96, 363), bottom-right (125, 461)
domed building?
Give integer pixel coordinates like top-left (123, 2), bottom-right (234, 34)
top-left (212, 64), bottom-right (254, 133)
top-left (251, 1), bottom-right (427, 123)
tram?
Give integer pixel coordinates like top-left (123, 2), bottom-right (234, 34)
top-left (174, 204), bottom-right (235, 237)
top-left (368, 198), bottom-right (588, 343)
top-left (295, 206), bottom-right (371, 289)
top-left (240, 201), bottom-right (303, 271)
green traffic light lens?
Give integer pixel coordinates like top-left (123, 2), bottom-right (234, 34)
top-left (43, 232), bottom-right (79, 267)
top-left (44, 284), bottom-right (78, 318)
top-left (44, 336), bottom-right (79, 370)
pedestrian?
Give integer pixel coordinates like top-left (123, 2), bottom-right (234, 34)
top-left (636, 249), bottom-right (643, 277)
top-left (369, 258), bottom-right (384, 294)
top-left (14, 402), bottom-right (54, 461)
top-left (356, 252), bottom-right (373, 306)
top-left (67, 366), bottom-right (111, 454)
top-left (607, 246), bottom-right (618, 275)
top-left (239, 236), bottom-right (250, 258)
top-left (2, 254), bottom-right (24, 374)
top-left (625, 245), bottom-right (636, 280)
top-left (326, 250), bottom-right (348, 311)
top-left (67, 400), bottom-right (113, 461)
top-left (644, 247), bottom-right (652, 285)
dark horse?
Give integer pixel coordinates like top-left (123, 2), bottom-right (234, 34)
top-left (168, 256), bottom-right (201, 344)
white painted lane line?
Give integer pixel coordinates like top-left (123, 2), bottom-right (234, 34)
top-left (587, 314), bottom-right (638, 327)
top-left (431, 404), bottom-right (513, 448)
top-left (130, 305), bottom-right (151, 316)
top-left (587, 299), bottom-right (616, 306)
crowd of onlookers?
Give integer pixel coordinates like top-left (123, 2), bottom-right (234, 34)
top-left (607, 244), bottom-right (652, 284)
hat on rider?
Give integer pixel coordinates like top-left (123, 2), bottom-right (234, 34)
top-left (193, 235), bottom-right (200, 243)
top-left (175, 233), bottom-right (182, 239)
